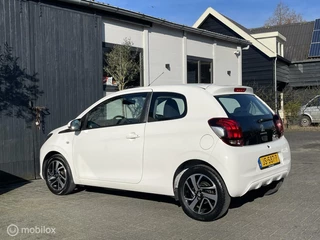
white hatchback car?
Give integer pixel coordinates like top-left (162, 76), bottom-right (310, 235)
top-left (40, 84), bottom-right (291, 221)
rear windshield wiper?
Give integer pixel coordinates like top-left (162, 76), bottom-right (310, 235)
top-left (257, 118), bottom-right (273, 123)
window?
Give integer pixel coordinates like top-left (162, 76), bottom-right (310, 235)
top-left (187, 56), bottom-right (212, 84)
top-left (216, 94), bottom-right (271, 117)
top-left (86, 92), bottom-right (148, 129)
top-left (307, 96), bottom-right (320, 107)
top-left (102, 42), bottom-right (143, 90)
top-left (148, 93), bottom-right (187, 121)
top-left (277, 42), bottom-right (284, 57)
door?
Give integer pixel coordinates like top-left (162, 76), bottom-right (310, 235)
top-left (73, 92), bottom-right (150, 184)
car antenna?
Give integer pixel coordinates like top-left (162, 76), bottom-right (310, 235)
top-left (148, 71), bottom-right (164, 86)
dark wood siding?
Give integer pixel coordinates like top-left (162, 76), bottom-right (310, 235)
top-left (277, 60), bottom-right (289, 84)
top-left (0, 0), bottom-right (35, 181)
top-left (30, 2), bottom-right (103, 177)
top-left (198, 15), bottom-right (241, 38)
top-left (289, 61), bottom-right (320, 87)
top-left (0, 0), bottom-right (103, 182)
top-left (276, 60), bottom-right (289, 91)
top-left (242, 46), bottom-right (274, 87)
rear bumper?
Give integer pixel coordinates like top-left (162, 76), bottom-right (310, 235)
top-left (210, 136), bottom-right (291, 197)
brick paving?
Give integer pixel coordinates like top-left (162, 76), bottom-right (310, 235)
top-left (0, 130), bottom-right (319, 240)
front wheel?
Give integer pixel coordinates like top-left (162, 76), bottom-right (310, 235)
top-left (45, 154), bottom-right (75, 195)
top-left (177, 165), bottom-right (231, 221)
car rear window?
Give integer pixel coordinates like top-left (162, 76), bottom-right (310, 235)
top-left (215, 94), bottom-right (276, 146)
top-left (216, 94), bottom-right (271, 117)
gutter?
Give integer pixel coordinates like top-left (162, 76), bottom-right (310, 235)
top-left (56, 0), bottom-right (251, 46)
top-left (291, 58), bottom-right (320, 64)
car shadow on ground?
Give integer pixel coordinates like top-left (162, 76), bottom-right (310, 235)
top-left (84, 186), bottom-right (179, 206)
top-left (229, 182), bottom-right (279, 209)
top-left (83, 182), bottom-right (279, 210)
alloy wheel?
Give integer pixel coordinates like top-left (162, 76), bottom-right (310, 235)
top-left (46, 160), bottom-right (67, 191)
top-left (182, 173), bottom-right (218, 215)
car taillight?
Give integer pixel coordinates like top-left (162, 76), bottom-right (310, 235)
top-left (208, 118), bottom-right (244, 146)
top-left (273, 114), bottom-right (284, 137)
top-left (234, 88), bottom-right (246, 92)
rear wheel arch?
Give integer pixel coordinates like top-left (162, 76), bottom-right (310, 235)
top-left (175, 163), bottom-right (231, 221)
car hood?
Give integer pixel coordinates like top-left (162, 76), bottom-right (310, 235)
top-left (49, 125), bottom-right (69, 135)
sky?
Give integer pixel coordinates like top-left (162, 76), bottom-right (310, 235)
top-left (98, 0), bottom-right (319, 29)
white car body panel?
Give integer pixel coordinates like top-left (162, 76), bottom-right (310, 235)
top-left (73, 123), bottom-right (145, 183)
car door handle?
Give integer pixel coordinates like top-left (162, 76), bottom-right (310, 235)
top-left (126, 133), bottom-right (140, 139)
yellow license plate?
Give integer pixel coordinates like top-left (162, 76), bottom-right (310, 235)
top-left (258, 153), bottom-right (280, 169)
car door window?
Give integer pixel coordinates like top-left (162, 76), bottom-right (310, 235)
top-left (148, 93), bottom-right (187, 121)
top-left (86, 92), bottom-right (148, 129)
top-left (307, 96), bottom-right (320, 107)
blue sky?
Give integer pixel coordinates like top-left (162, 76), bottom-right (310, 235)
top-left (98, 0), bottom-right (319, 28)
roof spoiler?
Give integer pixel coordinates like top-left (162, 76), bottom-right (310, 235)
top-left (205, 85), bottom-right (254, 95)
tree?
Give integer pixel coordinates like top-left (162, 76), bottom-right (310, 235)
top-left (104, 38), bottom-right (140, 90)
top-left (264, 1), bottom-right (304, 27)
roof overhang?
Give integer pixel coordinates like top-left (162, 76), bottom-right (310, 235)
top-left (193, 7), bottom-right (276, 57)
top-left (57, 0), bottom-right (251, 46)
top-left (251, 32), bottom-right (286, 41)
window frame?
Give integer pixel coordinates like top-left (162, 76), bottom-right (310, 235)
top-left (102, 42), bottom-right (144, 90)
top-left (187, 56), bottom-right (213, 84)
top-left (82, 92), bottom-right (152, 130)
top-left (147, 92), bottom-right (188, 122)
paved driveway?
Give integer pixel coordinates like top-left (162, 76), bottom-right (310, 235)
top-left (1, 130), bottom-right (319, 240)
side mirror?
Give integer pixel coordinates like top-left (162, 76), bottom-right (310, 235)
top-left (68, 119), bottom-right (81, 131)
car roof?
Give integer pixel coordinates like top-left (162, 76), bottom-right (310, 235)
top-left (115, 84), bottom-right (254, 95)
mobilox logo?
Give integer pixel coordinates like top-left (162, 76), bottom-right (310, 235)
top-left (7, 224), bottom-right (19, 237)
top-left (7, 224), bottom-right (56, 237)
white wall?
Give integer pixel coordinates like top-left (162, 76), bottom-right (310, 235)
top-left (214, 41), bottom-right (242, 85)
top-left (103, 18), bottom-right (143, 48)
top-left (147, 24), bottom-right (184, 86)
top-left (102, 18), bottom-right (242, 88)
top-left (186, 33), bottom-right (214, 59)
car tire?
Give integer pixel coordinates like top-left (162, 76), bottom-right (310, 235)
top-left (264, 179), bottom-right (284, 196)
top-left (300, 116), bottom-right (311, 127)
top-left (45, 154), bottom-right (75, 195)
top-left (177, 165), bottom-right (231, 221)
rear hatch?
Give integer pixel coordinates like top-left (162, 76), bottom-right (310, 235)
top-left (215, 94), bottom-right (280, 146)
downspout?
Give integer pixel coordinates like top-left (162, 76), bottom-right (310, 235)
top-left (274, 57), bottom-right (278, 112)
top-left (240, 45), bottom-right (250, 85)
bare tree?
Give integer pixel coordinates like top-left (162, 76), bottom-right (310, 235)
top-left (104, 38), bottom-right (140, 90)
top-left (264, 1), bottom-right (304, 26)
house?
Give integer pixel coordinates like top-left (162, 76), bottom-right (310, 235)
top-left (99, 4), bottom-right (250, 92)
top-left (250, 21), bottom-right (320, 88)
top-left (0, 0), bottom-right (249, 182)
top-left (193, 7), bottom-right (320, 110)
